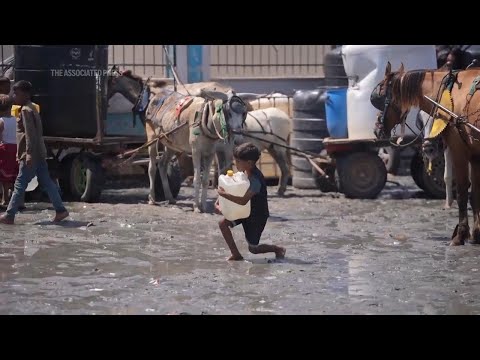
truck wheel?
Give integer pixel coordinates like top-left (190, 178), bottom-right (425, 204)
top-left (60, 154), bottom-right (105, 203)
top-left (154, 156), bottom-right (182, 201)
top-left (335, 152), bottom-right (387, 199)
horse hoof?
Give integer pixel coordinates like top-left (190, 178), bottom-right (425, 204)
top-left (449, 239), bottom-right (465, 246)
top-left (148, 199), bottom-right (156, 205)
top-left (193, 206), bottom-right (202, 213)
top-left (168, 199), bottom-right (177, 205)
top-left (449, 237), bottom-right (465, 246)
top-left (277, 190), bottom-right (286, 197)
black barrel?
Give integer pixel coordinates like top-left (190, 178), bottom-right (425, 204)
top-left (291, 88), bottom-right (330, 189)
top-left (14, 45), bottom-right (108, 138)
top-left (324, 47), bottom-right (348, 87)
top-left (462, 45), bottom-right (480, 68)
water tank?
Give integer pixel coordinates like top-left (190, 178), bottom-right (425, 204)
top-left (324, 47), bottom-right (348, 87)
top-left (341, 45), bottom-right (437, 140)
top-left (291, 88), bottom-right (329, 189)
top-left (14, 45), bottom-right (108, 138)
top-left (325, 87), bottom-right (348, 138)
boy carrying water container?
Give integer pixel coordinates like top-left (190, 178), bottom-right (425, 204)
top-left (216, 142), bottom-right (286, 261)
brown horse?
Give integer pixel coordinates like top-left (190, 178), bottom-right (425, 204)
top-left (371, 62), bottom-right (480, 246)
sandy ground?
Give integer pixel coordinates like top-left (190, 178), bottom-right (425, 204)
top-left (1, 175), bottom-right (479, 315)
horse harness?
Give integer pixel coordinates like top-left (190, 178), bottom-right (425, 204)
top-left (146, 92), bottom-right (247, 156)
top-left (371, 69), bottom-right (480, 147)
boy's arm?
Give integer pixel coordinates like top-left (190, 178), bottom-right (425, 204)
top-left (22, 110), bottom-right (36, 166)
top-left (214, 197), bottom-right (222, 214)
top-left (218, 190), bottom-right (255, 206)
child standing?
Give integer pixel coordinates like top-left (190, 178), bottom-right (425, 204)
top-left (0, 80), bottom-right (69, 225)
top-left (216, 142), bottom-right (286, 261)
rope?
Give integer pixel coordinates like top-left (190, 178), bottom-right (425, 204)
top-left (115, 121), bottom-right (189, 167)
top-left (212, 101), bottom-right (228, 141)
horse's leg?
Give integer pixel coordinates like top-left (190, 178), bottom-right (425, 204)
top-left (146, 121), bottom-right (158, 205)
top-left (217, 141), bottom-right (234, 175)
top-left (469, 162), bottom-right (480, 244)
top-left (147, 144), bottom-right (157, 205)
top-left (268, 146), bottom-right (289, 196)
top-left (201, 149), bottom-right (216, 213)
top-left (158, 147), bottom-right (176, 205)
top-left (192, 145), bottom-right (202, 213)
top-left (444, 147), bottom-right (454, 209)
top-left (450, 155), bottom-right (470, 246)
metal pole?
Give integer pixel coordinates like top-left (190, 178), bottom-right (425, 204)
top-left (424, 95), bottom-right (480, 134)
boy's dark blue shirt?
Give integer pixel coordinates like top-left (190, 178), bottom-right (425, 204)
top-left (247, 166), bottom-right (269, 219)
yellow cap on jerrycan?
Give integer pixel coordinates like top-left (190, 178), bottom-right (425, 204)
top-left (227, 170), bottom-right (234, 176)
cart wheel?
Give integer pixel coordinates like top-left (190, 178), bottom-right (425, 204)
top-left (60, 153), bottom-right (105, 203)
top-left (421, 155), bottom-right (446, 199)
top-left (154, 156), bottom-right (182, 201)
top-left (312, 163), bottom-right (338, 193)
top-left (335, 152), bottom-right (387, 199)
top-left (410, 151), bottom-right (426, 190)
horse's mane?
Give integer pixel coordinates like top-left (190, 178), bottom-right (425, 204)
top-left (122, 69), bottom-right (144, 84)
top-left (391, 70), bottom-right (426, 109)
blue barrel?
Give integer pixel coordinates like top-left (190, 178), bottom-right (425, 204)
top-left (325, 87), bottom-right (348, 139)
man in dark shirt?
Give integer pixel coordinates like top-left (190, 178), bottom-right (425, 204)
top-left (216, 142), bottom-right (286, 261)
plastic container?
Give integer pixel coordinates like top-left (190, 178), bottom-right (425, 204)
top-left (248, 93), bottom-right (294, 117)
top-left (218, 170), bottom-right (251, 221)
top-left (325, 87), bottom-right (348, 138)
top-left (11, 103), bottom-right (40, 117)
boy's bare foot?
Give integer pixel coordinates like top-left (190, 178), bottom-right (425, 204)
top-left (275, 247), bottom-right (286, 259)
top-left (227, 254), bottom-right (244, 261)
top-left (0, 214), bottom-right (14, 225)
top-left (53, 211), bottom-right (69, 222)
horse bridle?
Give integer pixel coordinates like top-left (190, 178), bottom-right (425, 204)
top-left (107, 65), bottom-right (151, 127)
top-left (204, 94), bottom-right (248, 141)
top-left (371, 76), bottom-right (404, 139)
top-left (131, 76), bottom-right (151, 127)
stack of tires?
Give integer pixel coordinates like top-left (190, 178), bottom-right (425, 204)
top-left (291, 88), bottom-right (329, 189)
top-left (324, 46), bottom-right (349, 87)
top-left (291, 46), bottom-right (347, 191)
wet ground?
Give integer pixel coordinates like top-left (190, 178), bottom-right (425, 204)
top-left (1, 175), bottom-right (480, 315)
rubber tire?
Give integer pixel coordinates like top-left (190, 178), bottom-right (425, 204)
top-left (378, 146), bottom-right (400, 174)
top-left (292, 156), bottom-right (317, 189)
top-left (335, 152), bottom-right (387, 199)
top-left (421, 155), bottom-right (446, 199)
top-left (292, 176), bottom-right (318, 189)
top-left (312, 163), bottom-right (338, 193)
top-left (154, 156), bottom-right (182, 201)
top-left (410, 151), bottom-right (426, 191)
top-left (60, 154), bottom-right (105, 203)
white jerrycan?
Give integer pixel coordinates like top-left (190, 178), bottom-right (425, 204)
top-left (218, 170), bottom-right (251, 221)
